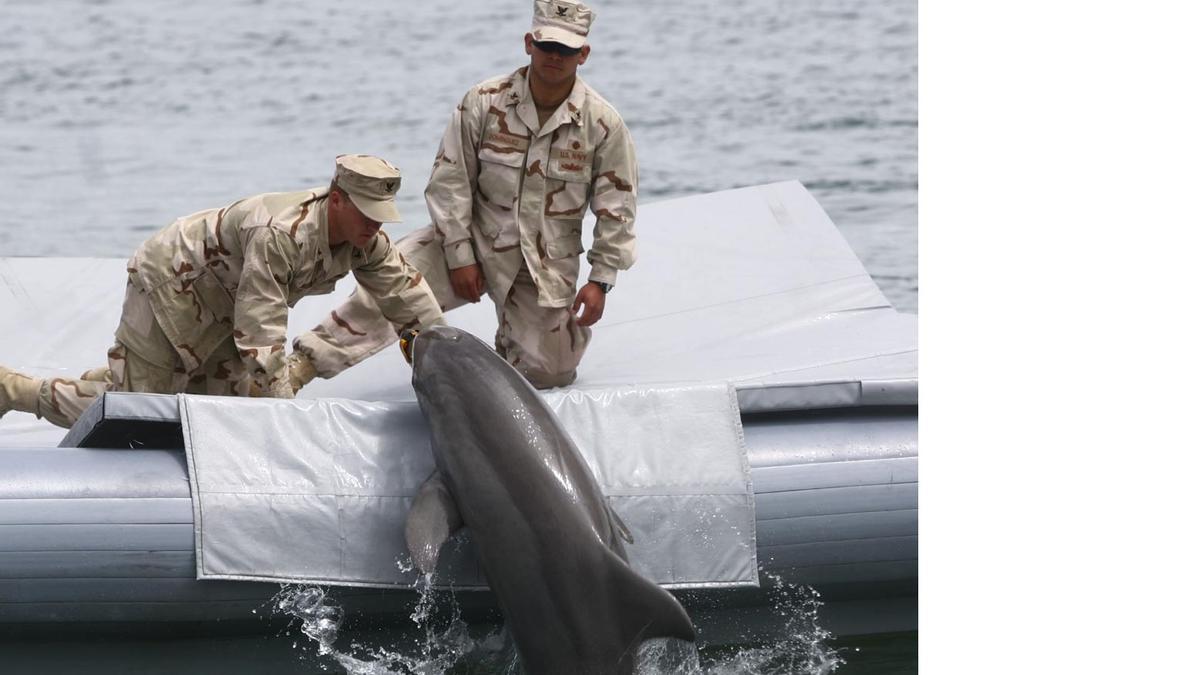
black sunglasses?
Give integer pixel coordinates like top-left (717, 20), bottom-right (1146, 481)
top-left (533, 40), bottom-right (582, 57)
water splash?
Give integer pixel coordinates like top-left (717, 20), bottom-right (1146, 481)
top-left (273, 574), bottom-right (506, 675)
top-left (275, 572), bottom-right (844, 674)
top-left (634, 576), bottom-right (845, 675)
top-left (274, 585), bottom-right (344, 657)
top-left (708, 576), bottom-right (844, 675)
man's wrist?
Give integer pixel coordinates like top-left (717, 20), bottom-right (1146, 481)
top-left (590, 281), bottom-right (613, 294)
top-left (443, 239), bottom-right (477, 269)
top-left (587, 262), bottom-right (618, 287)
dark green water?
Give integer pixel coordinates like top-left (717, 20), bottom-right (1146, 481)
top-left (0, 630), bottom-right (916, 674)
top-left (2, 551), bottom-right (916, 674)
top-left (2, 582), bottom-right (915, 673)
top-left (834, 632), bottom-right (917, 675)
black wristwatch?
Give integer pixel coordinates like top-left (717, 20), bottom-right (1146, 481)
top-left (592, 281), bottom-right (613, 294)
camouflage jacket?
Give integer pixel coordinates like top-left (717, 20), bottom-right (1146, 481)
top-left (124, 188), bottom-right (442, 396)
top-left (425, 67), bottom-right (638, 308)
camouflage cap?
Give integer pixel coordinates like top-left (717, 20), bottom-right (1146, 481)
top-left (334, 154), bottom-right (403, 223)
top-left (531, 0), bottom-right (593, 49)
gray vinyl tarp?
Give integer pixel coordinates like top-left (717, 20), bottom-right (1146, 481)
top-left (0, 180), bottom-right (917, 449)
top-left (179, 383), bottom-right (756, 590)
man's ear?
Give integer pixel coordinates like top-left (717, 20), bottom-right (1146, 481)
top-left (578, 44), bottom-right (590, 66)
top-left (524, 33), bottom-right (535, 55)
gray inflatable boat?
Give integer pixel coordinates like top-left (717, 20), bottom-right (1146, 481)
top-left (0, 396), bottom-right (915, 637)
top-left (0, 182), bottom-right (917, 637)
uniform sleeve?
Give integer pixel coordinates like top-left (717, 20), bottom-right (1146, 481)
top-left (586, 114), bottom-right (639, 286)
top-left (233, 227), bottom-right (300, 398)
top-left (353, 232), bottom-right (446, 332)
top-left (292, 235), bottom-right (446, 379)
top-left (424, 89), bottom-right (485, 270)
top-left (293, 285), bottom-right (399, 378)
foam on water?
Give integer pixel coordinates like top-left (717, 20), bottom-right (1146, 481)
top-left (274, 571), bottom-right (845, 675)
top-left (275, 586), bottom-right (345, 658)
top-left (274, 577), bottom-right (503, 675)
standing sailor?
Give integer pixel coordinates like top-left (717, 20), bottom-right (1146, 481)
top-left (299, 0), bottom-right (639, 389)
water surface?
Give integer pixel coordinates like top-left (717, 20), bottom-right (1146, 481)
top-left (0, 0), bottom-right (916, 311)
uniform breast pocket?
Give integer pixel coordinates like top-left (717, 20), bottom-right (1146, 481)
top-left (476, 146), bottom-right (525, 236)
top-left (545, 161), bottom-right (591, 222)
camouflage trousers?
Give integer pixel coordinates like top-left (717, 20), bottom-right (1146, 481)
top-left (494, 264), bottom-right (591, 388)
top-left (33, 277), bottom-right (253, 429)
top-left (298, 225), bottom-right (590, 389)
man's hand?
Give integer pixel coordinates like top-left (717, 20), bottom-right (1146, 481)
top-left (285, 351), bottom-right (317, 395)
top-left (572, 282), bottom-right (607, 327)
top-left (449, 263), bottom-right (486, 303)
top-left (399, 328), bottom-right (419, 365)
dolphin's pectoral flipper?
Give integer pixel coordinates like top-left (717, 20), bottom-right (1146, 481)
top-left (404, 470), bottom-right (463, 576)
top-left (606, 498), bottom-right (635, 545)
top-left (605, 548), bottom-right (697, 648)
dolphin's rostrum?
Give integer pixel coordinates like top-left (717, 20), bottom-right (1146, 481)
top-left (404, 325), bottom-right (697, 674)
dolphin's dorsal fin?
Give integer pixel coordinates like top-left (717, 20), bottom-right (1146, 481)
top-left (606, 548), bottom-right (697, 650)
top-left (404, 470), bottom-right (463, 576)
top-left (606, 497), bottom-right (635, 545)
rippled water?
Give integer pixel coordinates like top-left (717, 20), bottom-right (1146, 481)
top-left (271, 577), bottom-right (851, 675)
top-left (1, 578), bottom-right (915, 674)
top-left (0, 0), bottom-right (916, 311)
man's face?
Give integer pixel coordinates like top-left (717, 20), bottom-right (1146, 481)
top-left (328, 189), bottom-right (382, 248)
top-left (524, 34), bottom-right (590, 86)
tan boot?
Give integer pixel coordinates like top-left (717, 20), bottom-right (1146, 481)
top-left (79, 366), bottom-right (112, 384)
top-left (0, 365), bottom-right (43, 420)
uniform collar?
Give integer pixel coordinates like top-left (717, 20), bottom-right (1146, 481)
top-left (312, 188), bottom-right (334, 263)
top-left (511, 66), bottom-right (586, 137)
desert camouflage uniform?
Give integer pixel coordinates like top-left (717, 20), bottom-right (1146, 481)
top-left (431, 65), bottom-right (637, 302)
top-left (31, 188), bottom-right (443, 428)
top-left (311, 66), bottom-right (638, 388)
top-left (429, 66), bottom-right (637, 386)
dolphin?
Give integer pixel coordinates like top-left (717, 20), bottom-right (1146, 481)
top-left (403, 325), bottom-right (696, 675)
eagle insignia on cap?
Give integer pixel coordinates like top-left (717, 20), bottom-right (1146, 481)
top-left (385, 180), bottom-right (397, 191)
top-left (556, 5), bottom-right (569, 16)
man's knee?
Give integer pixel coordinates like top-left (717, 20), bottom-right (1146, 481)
top-left (397, 225), bottom-right (466, 312)
top-left (496, 312), bottom-right (590, 390)
top-left (521, 366), bottom-right (578, 390)
top-left (495, 340), bottom-right (581, 389)
top-left (109, 341), bottom-right (177, 393)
